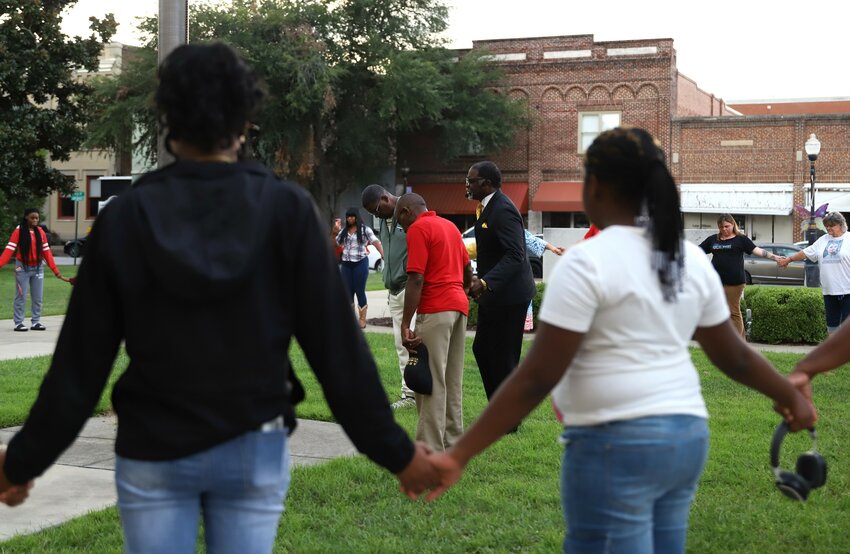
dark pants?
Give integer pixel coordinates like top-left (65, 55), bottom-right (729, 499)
top-left (823, 294), bottom-right (850, 333)
top-left (340, 258), bottom-right (368, 307)
top-left (473, 302), bottom-right (528, 400)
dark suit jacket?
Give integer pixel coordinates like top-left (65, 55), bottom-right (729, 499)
top-left (475, 189), bottom-right (536, 306)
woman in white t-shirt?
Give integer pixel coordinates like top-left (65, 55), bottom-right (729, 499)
top-left (420, 128), bottom-right (815, 553)
top-left (779, 212), bottom-right (850, 333)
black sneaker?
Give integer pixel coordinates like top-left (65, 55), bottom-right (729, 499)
top-left (31, 323), bottom-right (46, 331)
top-left (14, 324), bottom-right (28, 332)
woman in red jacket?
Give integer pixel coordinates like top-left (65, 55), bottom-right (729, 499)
top-left (0, 208), bottom-right (70, 331)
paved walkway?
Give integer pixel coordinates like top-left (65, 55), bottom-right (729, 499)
top-left (0, 287), bottom-right (817, 540)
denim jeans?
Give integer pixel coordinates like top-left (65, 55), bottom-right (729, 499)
top-left (560, 415), bottom-right (709, 554)
top-left (340, 258), bottom-right (369, 307)
top-left (13, 261), bottom-right (44, 325)
top-left (116, 429), bottom-right (290, 554)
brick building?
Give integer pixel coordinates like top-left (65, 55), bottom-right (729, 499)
top-left (401, 34), bottom-right (850, 242)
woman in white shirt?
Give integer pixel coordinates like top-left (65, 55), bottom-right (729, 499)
top-left (421, 127), bottom-right (815, 553)
top-left (779, 212), bottom-right (850, 333)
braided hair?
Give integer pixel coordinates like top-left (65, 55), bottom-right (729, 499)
top-left (584, 127), bottom-right (684, 301)
top-left (17, 208), bottom-right (43, 265)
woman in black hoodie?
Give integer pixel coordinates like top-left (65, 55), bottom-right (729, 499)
top-left (0, 43), bottom-right (435, 551)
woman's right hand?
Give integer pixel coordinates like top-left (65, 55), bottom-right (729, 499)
top-left (774, 378), bottom-right (817, 432)
top-left (424, 451), bottom-right (465, 502)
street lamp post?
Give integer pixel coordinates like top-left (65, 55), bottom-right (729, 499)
top-left (804, 133), bottom-right (821, 288)
top-left (398, 165), bottom-right (410, 197)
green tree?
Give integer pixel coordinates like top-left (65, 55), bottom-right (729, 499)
top-left (0, 0), bottom-right (115, 231)
top-left (84, 0), bottom-right (528, 216)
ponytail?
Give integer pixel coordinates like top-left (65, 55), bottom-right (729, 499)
top-left (584, 127), bottom-right (684, 301)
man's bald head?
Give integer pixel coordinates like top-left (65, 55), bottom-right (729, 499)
top-left (396, 193), bottom-right (428, 231)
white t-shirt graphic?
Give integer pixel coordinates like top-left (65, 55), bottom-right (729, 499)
top-left (803, 234), bottom-right (850, 295)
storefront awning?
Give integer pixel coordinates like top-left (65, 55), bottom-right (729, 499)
top-left (531, 181), bottom-right (584, 212)
top-left (410, 183), bottom-right (529, 214)
top-left (802, 183), bottom-right (850, 212)
top-left (679, 183), bottom-right (794, 215)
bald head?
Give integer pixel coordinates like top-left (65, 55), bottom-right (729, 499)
top-left (396, 193), bottom-right (428, 231)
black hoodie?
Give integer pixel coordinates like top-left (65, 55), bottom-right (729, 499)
top-left (4, 161), bottom-right (414, 483)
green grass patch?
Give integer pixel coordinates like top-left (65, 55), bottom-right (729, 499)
top-left (365, 270), bottom-right (385, 292)
top-left (0, 351), bottom-right (128, 428)
top-left (2, 339), bottom-right (850, 552)
top-left (0, 264), bottom-right (79, 319)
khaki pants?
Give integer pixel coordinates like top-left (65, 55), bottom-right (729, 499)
top-left (723, 284), bottom-right (746, 337)
top-left (388, 290), bottom-right (415, 398)
top-left (414, 311), bottom-right (467, 452)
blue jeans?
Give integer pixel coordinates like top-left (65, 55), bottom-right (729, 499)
top-left (823, 294), bottom-right (850, 333)
top-left (340, 258), bottom-right (368, 307)
top-left (116, 429), bottom-right (290, 554)
top-left (13, 261), bottom-right (44, 325)
top-left (560, 415), bottom-right (709, 554)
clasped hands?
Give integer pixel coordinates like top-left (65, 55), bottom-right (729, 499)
top-left (395, 442), bottom-right (464, 502)
top-left (0, 448), bottom-right (34, 507)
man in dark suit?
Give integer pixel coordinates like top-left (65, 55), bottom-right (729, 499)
top-left (466, 161), bottom-right (536, 415)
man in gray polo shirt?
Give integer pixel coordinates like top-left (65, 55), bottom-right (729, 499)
top-left (362, 185), bottom-right (416, 408)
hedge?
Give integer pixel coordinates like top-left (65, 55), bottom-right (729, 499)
top-left (744, 286), bottom-right (826, 344)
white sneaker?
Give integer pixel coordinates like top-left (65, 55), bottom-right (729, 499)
top-left (390, 396), bottom-right (415, 409)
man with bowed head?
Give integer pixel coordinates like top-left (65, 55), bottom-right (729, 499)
top-left (396, 193), bottom-right (472, 452)
top-left (0, 42), bottom-right (437, 551)
top-left (362, 184), bottom-right (417, 409)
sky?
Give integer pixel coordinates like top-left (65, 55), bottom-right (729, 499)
top-left (59, 0), bottom-right (849, 102)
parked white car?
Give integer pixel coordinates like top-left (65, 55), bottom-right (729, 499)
top-left (366, 244), bottom-right (383, 272)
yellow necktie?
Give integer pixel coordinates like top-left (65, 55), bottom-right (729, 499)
top-left (476, 203), bottom-right (483, 220)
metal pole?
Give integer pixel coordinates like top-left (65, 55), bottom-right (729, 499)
top-left (805, 159), bottom-right (820, 287)
top-left (73, 199), bottom-right (79, 266)
top-left (157, 0), bottom-right (189, 167)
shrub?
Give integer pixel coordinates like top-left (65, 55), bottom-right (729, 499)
top-left (744, 286), bottom-right (826, 344)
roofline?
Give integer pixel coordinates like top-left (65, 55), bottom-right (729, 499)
top-left (728, 96), bottom-right (850, 105)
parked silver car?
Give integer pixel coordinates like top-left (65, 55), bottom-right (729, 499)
top-left (744, 243), bottom-right (805, 285)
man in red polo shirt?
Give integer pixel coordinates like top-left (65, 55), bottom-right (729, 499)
top-left (396, 194), bottom-right (472, 451)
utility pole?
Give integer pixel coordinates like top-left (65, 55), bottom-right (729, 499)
top-left (157, 0), bottom-right (188, 167)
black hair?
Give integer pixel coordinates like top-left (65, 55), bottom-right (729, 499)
top-left (156, 43), bottom-right (265, 152)
top-left (584, 127), bottom-right (683, 301)
top-left (17, 208), bottom-right (42, 265)
top-left (361, 184), bottom-right (388, 211)
top-left (471, 161), bottom-right (502, 188)
top-left (340, 207), bottom-right (365, 245)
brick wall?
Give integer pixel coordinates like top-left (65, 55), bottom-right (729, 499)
top-left (671, 114), bottom-right (850, 240)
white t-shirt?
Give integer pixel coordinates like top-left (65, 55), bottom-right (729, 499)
top-left (802, 233), bottom-right (850, 295)
top-left (540, 226), bottom-right (729, 426)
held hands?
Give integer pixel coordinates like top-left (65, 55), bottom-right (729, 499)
top-left (776, 256), bottom-right (791, 268)
top-left (468, 276), bottom-right (485, 300)
top-left (548, 245), bottom-right (566, 256)
top-left (773, 374), bottom-right (817, 432)
top-left (397, 445), bottom-right (466, 502)
top-left (0, 448), bottom-right (34, 507)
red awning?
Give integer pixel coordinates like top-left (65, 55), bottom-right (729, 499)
top-left (410, 183), bottom-right (529, 214)
top-left (531, 181), bottom-right (584, 212)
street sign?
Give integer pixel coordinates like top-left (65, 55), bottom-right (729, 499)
top-left (70, 191), bottom-right (85, 202)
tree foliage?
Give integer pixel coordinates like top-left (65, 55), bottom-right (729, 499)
top-left (0, 0), bottom-right (115, 218)
top-left (83, 0), bottom-right (528, 216)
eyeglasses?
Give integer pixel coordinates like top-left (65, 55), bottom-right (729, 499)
top-left (465, 177), bottom-right (484, 186)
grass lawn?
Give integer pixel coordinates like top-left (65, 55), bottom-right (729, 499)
top-left (1, 336), bottom-right (849, 552)
top-left (0, 265), bottom-right (79, 320)
top-left (365, 270), bottom-right (385, 291)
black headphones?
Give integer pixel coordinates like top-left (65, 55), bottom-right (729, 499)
top-left (770, 421), bottom-right (827, 501)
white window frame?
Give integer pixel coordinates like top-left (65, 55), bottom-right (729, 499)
top-left (578, 111), bottom-right (621, 153)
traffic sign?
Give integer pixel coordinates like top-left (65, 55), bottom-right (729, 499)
top-left (70, 191), bottom-right (85, 202)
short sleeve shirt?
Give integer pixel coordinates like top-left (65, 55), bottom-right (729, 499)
top-left (540, 226), bottom-right (729, 426)
top-left (406, 211), bottom-right (470, 315)
top-left (338, 225), bottom-right (377, 262)
top-left (698, 234), bottom-right (756, 286)
top-left (803, 233), bottom-right (850, 295)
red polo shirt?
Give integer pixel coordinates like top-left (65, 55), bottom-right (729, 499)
top-left (405, 211), bottom-right (469, 315)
